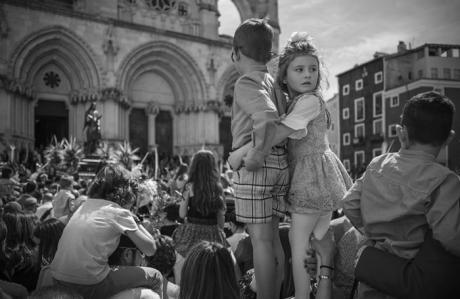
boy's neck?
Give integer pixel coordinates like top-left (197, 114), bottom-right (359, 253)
top-left (238, 56), bottom-right (267, 75)
top-left (404, 143), bottom-right (442, 158)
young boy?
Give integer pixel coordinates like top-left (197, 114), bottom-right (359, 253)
top-left (229, 18), bottom-right (289, 299)
top-left (52, 175), bottom-right (75, 219)
top-left (343, 91), bottom-right (460, 298)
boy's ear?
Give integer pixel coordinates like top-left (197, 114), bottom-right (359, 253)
top-left (396, 125), bottom-right (409, 149)
top-left (444, 130), bottom-right (455, 146)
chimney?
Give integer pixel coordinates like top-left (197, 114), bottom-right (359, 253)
top-left (397, 41), bottom-right (407, 53)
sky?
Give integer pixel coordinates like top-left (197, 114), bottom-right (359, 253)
top-left (217, 0), bottom-right (460, 99)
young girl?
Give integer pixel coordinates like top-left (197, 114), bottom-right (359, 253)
top-left (231, 32), bottom-right (352, 298)
top-left (172, 150), bottom-right (227, 258)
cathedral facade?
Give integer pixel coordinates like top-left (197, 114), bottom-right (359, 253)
top-left (0, 0), bottom-right (280, 159)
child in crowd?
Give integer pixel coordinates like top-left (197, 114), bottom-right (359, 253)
top-left (179, 241), bottom-right (239, 299)
top-left (231, 32), bottom-right (352, 298)
top-left (50, 164), bottom-right (162, 299)
top-left (34, 218), bottom-right (65, 290)
top-left (146, 235), bottom-right (179, 299)
top-left (52, 175), bottom-right (75, 219)
top-left (343, 91), bottom-right (460, 298)
top-left (172, 150), bottom-right (227, 258)
top-left (229, 18), bottom-right (289, 299)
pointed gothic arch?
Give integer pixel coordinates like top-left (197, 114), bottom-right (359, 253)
top-left (8, 25), bottom-right (102, 92)
top-left (117, 41), bottom-right (208, 105)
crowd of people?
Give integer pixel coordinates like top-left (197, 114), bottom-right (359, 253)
top-left (1, 17), bottom-right (460, 299)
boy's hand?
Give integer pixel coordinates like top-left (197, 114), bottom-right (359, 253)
top-left (243, 148), bottom-right (265, 171)
top-left (228, 143), bottom-right (252, 171)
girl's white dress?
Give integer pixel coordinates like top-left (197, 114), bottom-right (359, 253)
top-left (282, 93), bottom-right (352, 213)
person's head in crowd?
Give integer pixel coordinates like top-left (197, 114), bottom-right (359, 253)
top-left (1, 167), bottom-right (13, 179)
top-left (87, 163), bottom-right (138, 208)
top-left (29, 284), bottom-right (83, 299)
top-left (3, 201), bottom-right (22, 214)
top-left (146, 235), bottom-right (176, 277)
top-left (37, 173), bottom-right (48, 184)
top-left (174, 163), bottom-right (188, 180)
top-left (18, 196), bottom-right (38, 214)
top-left (34, 218), bottom-right (65, 267)
top-left (50, 182), bottom-right (60, 194)
top-left (43, 192), bottom-right (54, 203)
top-left (398, 91), bottom-right (455, 154)
top-left (59, 175), bottom-right (74, 191)
top-left (226, 211), bottom-right (246, 235)
top-left (23, 180), bottom-right (37, 195)
top-left (2, 211), bottom-right (37, 271)
top-left (232, 18), bottom-right (274, 69)
top-left (179, 241), bottom-right (239, 299)
top-left (108, 235), bottom-right (145, 267)
top-left (187, 150), bottom-right (224, 215)
top-left (163, 203), bottom-right (180, 223)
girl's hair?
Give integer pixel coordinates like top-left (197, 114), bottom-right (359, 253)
top-left (187, 150), bottom-right (224, 215)
top-left (277, 32), bottom-right (329, 95)
top-left (2, 211), bottom-right (37, 274)
top-left (179, 241), bottom-right (239, 299)
top-left (87, 163), bottom-right (138, 207)
top-left (34, 218), bottom-right (65, 268)
top-left (277, 32), bottom-right (331, 128)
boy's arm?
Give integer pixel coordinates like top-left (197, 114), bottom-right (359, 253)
top-left (342, 176), bottom-right (365, 233)
top-left (234, 76), bottom-right (283, 171)
top-left (426, 173), bottom-right (460, 256)
top-left (355, 230), bottom-right (460, 299)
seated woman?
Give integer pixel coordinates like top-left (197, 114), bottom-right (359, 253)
top-left (49, 164), bottom-right (162, 299)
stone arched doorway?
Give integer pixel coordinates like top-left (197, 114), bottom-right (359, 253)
top-left (118, 41), bottom-right (209, 156)
top-left (35, 99), bottom-right (69, 149)
top-left (8, 26), bottom-right (102, 147)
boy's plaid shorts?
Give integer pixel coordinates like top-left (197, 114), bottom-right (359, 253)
top-left (233, 148), bottom-right (289, 224)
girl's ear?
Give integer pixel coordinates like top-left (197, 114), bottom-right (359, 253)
top-left (396, 125), bottom-right (409, 149)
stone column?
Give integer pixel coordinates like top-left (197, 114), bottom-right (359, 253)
top-left (146, 102), bottom-right (160, 150)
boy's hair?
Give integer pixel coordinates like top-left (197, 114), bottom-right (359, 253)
top-left (233, 18), bottom-right (273, 64)
top-left (401, 91), bottom-right (455, 146)
top-left (146, 235), bottom-right (176, 275)
top-left (59, 175), bottom-right (74, 189)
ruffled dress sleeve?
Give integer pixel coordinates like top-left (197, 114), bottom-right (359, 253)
top-left (281, 94), bottom-right (321, 139)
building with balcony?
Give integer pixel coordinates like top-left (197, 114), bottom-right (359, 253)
top-left (337, 41), bottom-right (460, 175)
top-left (384, 42), bottom-right (460, 171)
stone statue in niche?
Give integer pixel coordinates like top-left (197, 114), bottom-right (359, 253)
top-left (102, 23), bottom-right (120, 85)
top-left (83, 102), bottom-right (102, 155)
